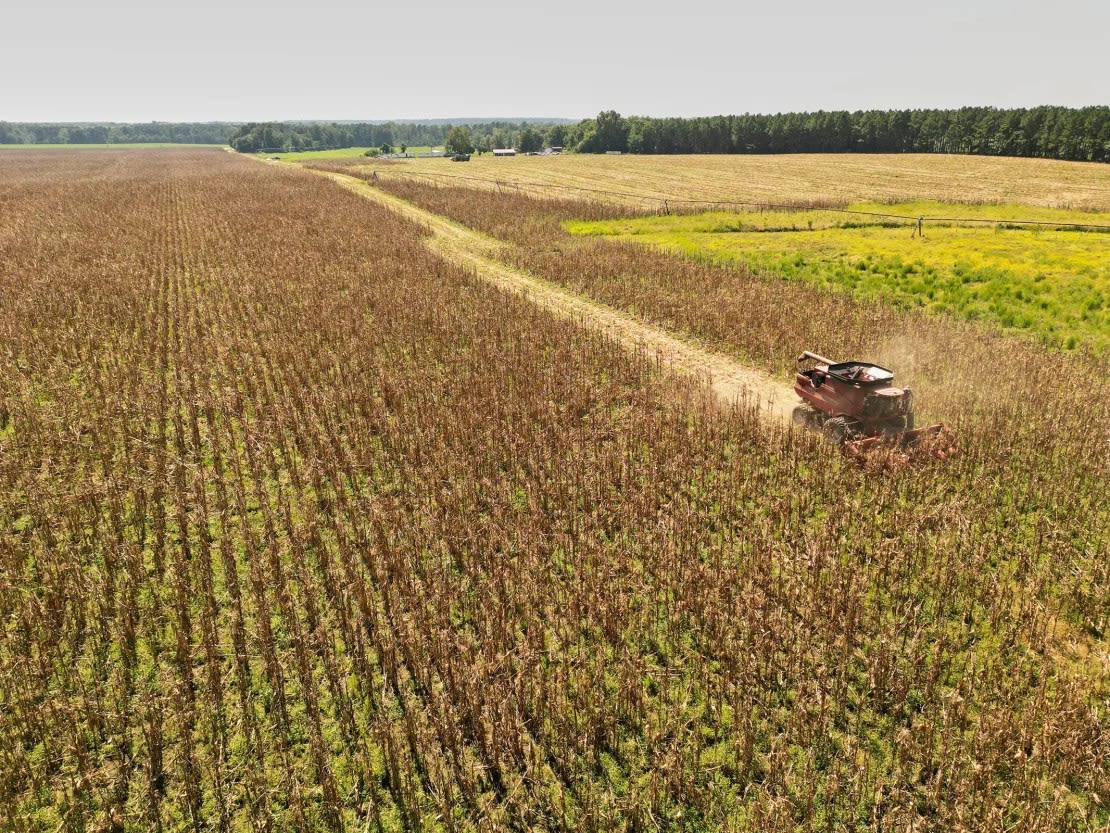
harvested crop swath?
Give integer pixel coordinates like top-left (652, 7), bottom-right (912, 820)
top-left (0, 150), bottom-right (1107, 833)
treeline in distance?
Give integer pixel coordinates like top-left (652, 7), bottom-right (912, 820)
top-left (229, 107), bottom-right (1110, 162)
top-left (226, 121), bottom-right (565, 153)
top-left (0, 122), bottom-right (233, 145)
top-left (0, 120), bottom-right (568, 151)
top-left (569, 107), bottom-right (1110, 162)
top-left (5, 107), bottom-right (1109, 163)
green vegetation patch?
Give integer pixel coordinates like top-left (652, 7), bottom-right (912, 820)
top-left (263, 146), bottom-right (438, 161)
top-left (568, 201), bottom-right (1110, 352)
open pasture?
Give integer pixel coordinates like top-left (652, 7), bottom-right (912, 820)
top-left (336, 151), bottom-right (1110, 211)
top-left (267, 146), bottom-right (439, 161)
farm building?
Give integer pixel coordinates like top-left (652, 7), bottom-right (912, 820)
top-left (492, 148), bottom-right (516, 157)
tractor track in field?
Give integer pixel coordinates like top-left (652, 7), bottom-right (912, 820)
top-left (314, 169), bottom-right (798, 424)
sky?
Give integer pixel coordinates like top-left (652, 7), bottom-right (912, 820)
top-left (2, 0), bottom-right (1107, 122)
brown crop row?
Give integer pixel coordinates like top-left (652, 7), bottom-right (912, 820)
top-left (0, 149), bottom-right (1106, 832)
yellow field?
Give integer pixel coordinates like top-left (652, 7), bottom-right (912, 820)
top-left (569, 202), bottom-right (1110, 351)
top-left (345, 152), bottom-right (1110, 211)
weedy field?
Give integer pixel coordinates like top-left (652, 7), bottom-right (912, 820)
top-left (567, 202), bottom-right (1110, 353)
top-left (1, 148), bottom-right (1108, 833)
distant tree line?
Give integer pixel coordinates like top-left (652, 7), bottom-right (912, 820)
top-left (6, 108), bottom-right (1109, 163)
top-left (0, 120), bottom-right (567, 152)
top-left (0, 122), bottom-right (234, 145)
top-left (230, 107), bottom-right (1110, 162)
top-left (564, 107), bottom-right (1110, 162)
top-left (228, 121), bottom-right (564, 153)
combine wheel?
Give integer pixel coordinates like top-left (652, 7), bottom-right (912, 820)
top-left (822, 416), bottom-right (856, 442)
top-left (792, 406), bottom-right (813, 427)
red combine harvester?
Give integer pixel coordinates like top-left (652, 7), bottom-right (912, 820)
top-left (792, 351), bottom-right (950, 458)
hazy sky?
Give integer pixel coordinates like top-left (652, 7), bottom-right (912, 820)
top-left (2, 0), bottom-right (1107, 121)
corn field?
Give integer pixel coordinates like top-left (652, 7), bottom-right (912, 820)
top-left (0, 149), bottom-right (1107, 832)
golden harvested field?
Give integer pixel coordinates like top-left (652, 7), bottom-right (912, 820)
top-left (332, 152), bottom-right (1110, 210)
